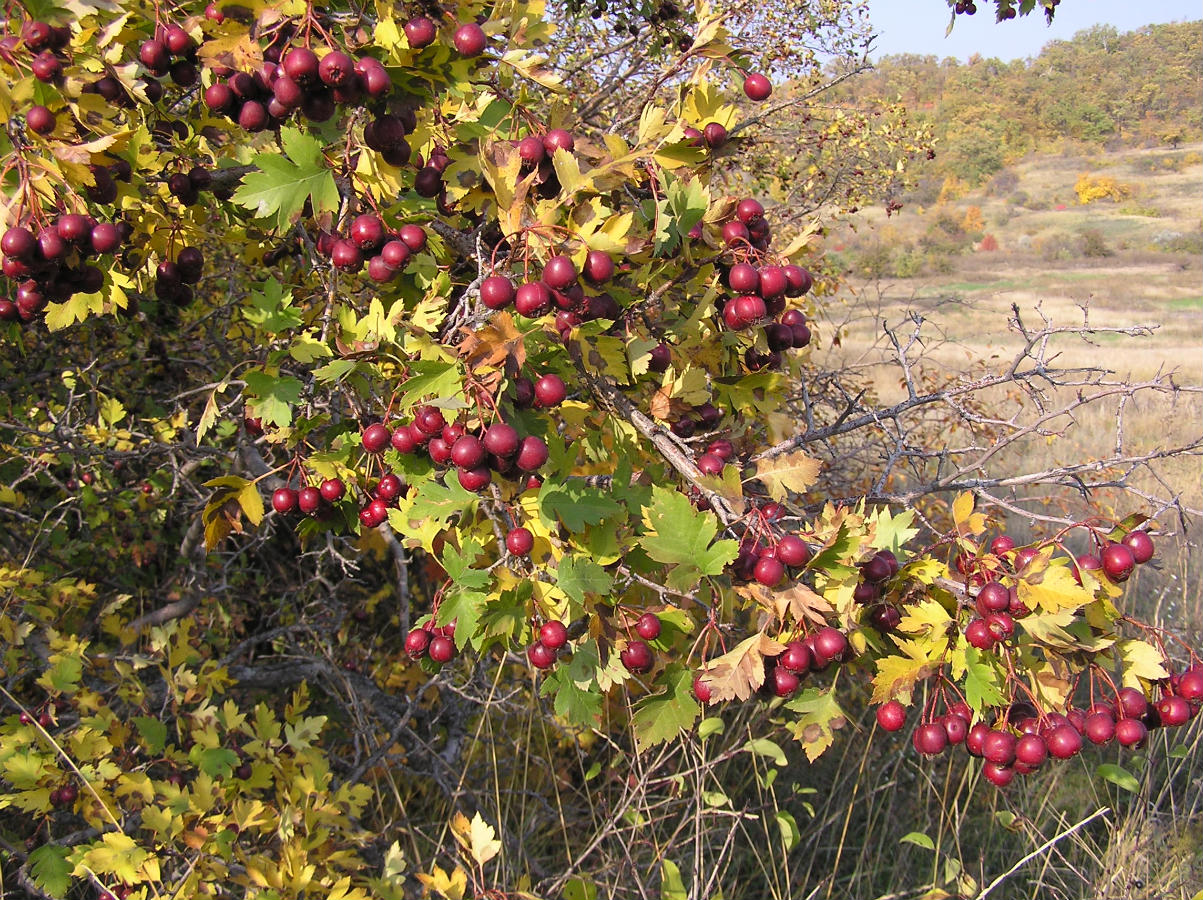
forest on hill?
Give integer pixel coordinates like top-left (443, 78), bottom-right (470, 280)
top-left (843, 21), bottom-right (1202, 186)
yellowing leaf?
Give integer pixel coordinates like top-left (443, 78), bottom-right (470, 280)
top-left (700, 633), bottom-right (786, 702)
top-left (451, 811), bottom-right (502, 869)
top-left (1018, 563), bottom-right (1093, 615)
top-left (751, 451), bottom-right (821, 501)
top-left (1116, 639), bottom-right (1170, 688)
top-left (416, 864), bottom-right (467, 900)
top-left (951, 491), bottom-right (987, 536)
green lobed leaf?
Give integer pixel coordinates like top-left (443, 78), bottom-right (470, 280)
top-left (242, 370), bottom-right (304, 428)
top-left (440, 537), bottom-right (489, 590)
top-left (637, 486), bottom-right (738, 591)
top-left (232, 127), bottom-right (339, 230)
top-left (963, 646), bottom-right (1008, 713)
top-left (540, 640), bottom-right (603, 726)
top-left (785, 687), bottom-right (848, 761)
top-left (556, 554), bottom-right (613, 605)
top-left (539, 481), bottom-right (623, 533)
top-left (631, 663), bottom-right (699, 749)
top-left (29, 844), bottom-right (72, 897)
top-left (132, 716), bottom-right (167, 754)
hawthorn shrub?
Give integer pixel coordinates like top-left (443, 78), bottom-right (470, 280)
top-left (1, 0), bottom-right (1201, 899)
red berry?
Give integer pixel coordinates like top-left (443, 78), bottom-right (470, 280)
top-left (534, 374), bottom-right (567, 408)
top-left (775, 535), bottom-right (810, 568)
top-left (1122, 530), bottom-right (1154, 564)
top-left (743, 73), bottom-right (772, 101)
top-left (516, 436), bottom-right (548, 472)
top-left (543, 129), bottom-right (575, 153)
top-left (528, 641), bottom-right (557, 669)
top-left (1101, 542), bottom-right (1136, 582)
top-left (772, 667), bottom-right (799, 698)
top-left (635, 612), bottom-right (661, 641)
top-left (272, 487), bottom-right (297, 514)
top-left (404, 16), bottom-right (437, 48)
top-left (620, 640), bottom-right (653, 674)
top-left (26, 105), bottom-right (56, 135)
top-left (539, 620), bottom-right (568, 650)
top-left (428, 635), bottom-right (455, 663)
top-left (943, 713), bottom-right (969, 745)
top-left (1045, 723), bottom-right (1082, 759)
top-left (297, 486), bottom-right (323, 515)
top-left (1114, 717), bottom-right (1147, 748)
top-left (1156, 695), bottom-right (1191, 727)
top-left (1178, 669), bottom-right (1203, 702)
top-left (361, 423), bottom-right (391, 453)
top-left (965, 619), bottom-right (995, 650)
top-left (404, 628), bottom-right (431, 659)
top-left (319, 478), bottom-right (346, 502)
top-left (912, 722), bottom-right (948, 755)
top-left (976, 581), bottom-right (1010, 614)
top-left (506, 527), bottom-right (534, 556)
top-left (1083, 712), bottom-right (1115, 745)
top-left (777, 641), bottom-right (811, 674)
top-left (450, 435), bottom-right (485, 469)
top-left (981, 730), bottom-right (1016, 766)
top-left (811, 627), bottom-right (847, 665)
top-left (753, 556), bottom-right (785, 587)
top-left (990, 535), bottom-right (1016, 556)
top-left (453, 23), bottom-right (487, 57)
top-left (876, 700), bottom-right (906, 732)
top-left (982, 761), bottom-right (1015, 787)
top-left (480, 275), bottom-right (515, 309)
top-left (693, 675), bottom-right (712, 703)
top-left (1117, 686), bottom-right (1147, 719)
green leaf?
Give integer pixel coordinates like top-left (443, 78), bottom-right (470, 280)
top-left (557, 554), bottom-right (613, 605)
top-left (396, 360), bottom-right (464, 411)
top-left (313, 359), bottom-right (359, 384)
top-left (132, 716), bottom-right (167, 754)
top-left (541, 640), bottom-right (603, 726)
top-left (631, 664), bottom-right (699, 749)
top-left (1096, 763), bottom-right (1140, 793)
top-left (435, 588), bottom-right (486, 651)
top-left (775, 810), bottom-right (800, 852)
top-left (190, 746), bottom-right (239, 779)
top-left (698, 717), bottom-right (724, 738)
top-left (539, 481), bottom-right (622, 533)
top-left (28, 844), bottom-right (72, 897)
top-left (660, 859), bottom-right (687, 900)
top-left (638, 486), bottom-right (738, 590)
top-left (963, 647), bottom-right (1007, 713)
top-left (785, 687), bottom-right (847, 761)
top-left (232, 127), bottom-right (339, 230)
top-left (242, 370), bottom-right (304, 428)
top-left (744, 737), bottom-right (788, 767)
top-left (900, 832), bottom-right (935, 851)
top-left (563, 878), bottom-right (598, 900)
top-left (440, 537), bottom-right (490, 590)
top-left (243, 278), bottom-right (301, 334)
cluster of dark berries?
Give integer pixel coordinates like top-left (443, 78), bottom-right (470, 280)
top-left (731, 528), bottom-right (815, 587)
top-left (883, 669), bottom-right (1202, 786)
top-left (272, 477), bottom-right (347, 520)
top-left (1, 216), bottom-right (129, 324)
top-left (137, 23), bottom-right (200, 92)
top-left (203, 45), bottom-right (392, 132)
top-left (153, 247), bottom-right (204, 307)
top-left (478, 247), bottom-right (620, 329)
top-left (527, 618), bottom-right (571, 669)
top-left (620, 613), bottom-right (664, 674)
top-left (315, 216), bottom-right (426, 280)
top-left (404, 622), bottom-right (457, 664)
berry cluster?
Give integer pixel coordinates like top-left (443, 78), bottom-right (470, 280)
top-left (404, 622), bottom-right (458, 665)
top-left (316, 216), bottom-right (426, 280)
top-left (1, 215), bottom-right (128, 323)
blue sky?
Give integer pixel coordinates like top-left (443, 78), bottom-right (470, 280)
top-left (865, 0), bottom-right (1201, 61)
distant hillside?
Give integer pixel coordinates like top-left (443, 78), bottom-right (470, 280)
top-left (840, 22), bottom-right (1201, 186)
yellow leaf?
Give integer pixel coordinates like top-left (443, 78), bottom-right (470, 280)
top-left (451, 811), bottom-right (502, 869)
top-left (1018, 563), bottom-right (1093, 615)
top-left (701, 633), bottom-right (786, 702)
top-left (751, 451), bottom-right (821, 501)
top-left (951, 491), bottom-right (987, 535)
top-left (416, 864), bottom-right (467, 900)
top-left (1116, 639), bottom-right (1169, 688)
top-left (871, 638), bottom-right (943, 704)
top-left (238, 481), bottom-right (265, 526)
top-left (897, 599), bottom-right (952, 636)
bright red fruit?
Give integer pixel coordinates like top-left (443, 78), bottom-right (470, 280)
top-left (1045, 724), bottom-right (1082, 759)
top-left (427, 635), bottom-right (455, 663)
top-left (272, 488), bottom-right (297, 514)
top-left (876, 700), bottom-right (906, 732)
top-left (1122, 530), bottom-right (1154, 563)
top-left (912, 723), bottom-right (948, 755)
top-left (528, 641), bottom-right (557, 669)
top-left (635, 613), bottom-right (661, 641)
top-left (620, 640), bottom-right (653, 674)
top-left (534, 374), bottom-right (567, 407)
top-left (539, 620), bottom-right (568, 650)
top-left (361, 423), bottom-right (391, 453)
top-left (743, 73), bottom-right (772, 101)
top-left (1101, 541), bottom-right (1136, 582)
top-left (453, 22), bottom-right (487, 57)
top-left (778, 641), bottom-right (812, 673)
top-left (505, 527), bottom-right (534, 556)
top-left (772, 667), bottom-right (799, 698)
top-left (319, 478), bottom-right (345, 502)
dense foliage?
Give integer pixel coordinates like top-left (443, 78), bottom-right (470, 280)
top-left (0, 0), bottom-right (1199, 898)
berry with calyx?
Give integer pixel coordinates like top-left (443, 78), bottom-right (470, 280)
top-left (982, 762), bottom-right (1014, 787)
top-left (1045, 724), bottom-right (1082, 759)
top-left (976, 581), bottom-right (1010, 614)
top-left (753, 556), bottom-right (785, 587)
top-left (811, 626), bottom-right (847, 665)
top-left (297, 486), bottom-right (323, 515)
top-left (965, 618), bottom-right (995, 650)
top-left (514, 281), bottom-right (551, 317)
top-left (404, 627), bottom-right (430, 659)
top-left (635, 612), bottom-right (661, 641)
top-left (703, 122), bottom-right (727, 149)
top-left (1083, 712), bottom-right (1115, 744)
top-left (943, 713), bottom-right (969, 745)
top-left (1114, 717), bottom-right (1147, 748)
top-left (480, 275), bottom-right (515, 309)
top-left (772, 667), bottom-right (799, 698)
top-left (515, 436), bottom-right (549, 472)
top-left (374, 473), bottom-right (403, 503)
top-left (1101, 541), bottom-right (1136, 582)
top-left (778, 640), bottom-right (812, 673)
top-left (620, 640), bottom-right (653, 674)
top-left (26, 105), bottom-right (56, 135)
